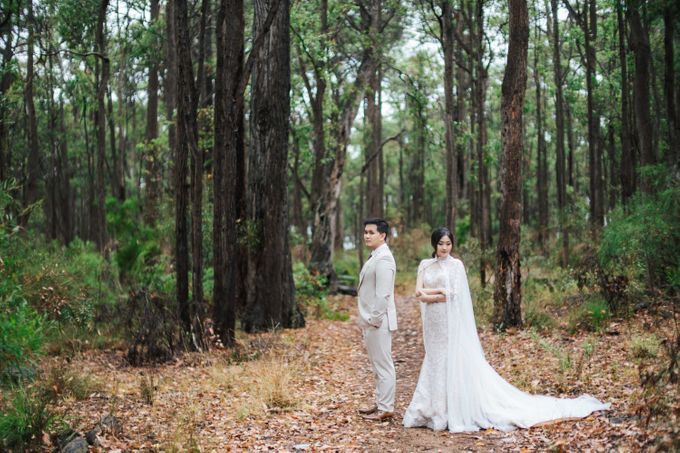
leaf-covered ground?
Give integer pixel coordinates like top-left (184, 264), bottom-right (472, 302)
top-left (50, 292), bottom-right (678, 451)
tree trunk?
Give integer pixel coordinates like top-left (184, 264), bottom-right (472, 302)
top-left (549, 0), bottom-right (568, 265)
top-left (245, 0), bottom-right (303, 332)
top-left (197, 0), bottom-right (212, 108)
top-left (92, 0), bottom-right (110, 252)
top-left (617, 0), bottom-right (634, 203)
top-left (533, 25), bottom-right (548, 252)
top-left (365, 0), bottom-right (383, 219)
top-left (164, 0), bottom-right (177, 199)
top-left (493, 0), bottom-right (528, 330)
top-left (213, 0), bottom-right (244, 347)
top-left (20, 0), bottom-right (40, 231)
top-left (0, 8), bottom-right (15, 182)
top-left (144, 0), bottom-right (161, 225)
top-left (443, 0), bottom-right (458, 232)
top-left (607, 124), bottom-right (617, 209)
top-left (627, 0), bottom-right (655, 193)
top-left (663, 7), bottom-right (678, 165)
top-left (175, 0), bottom-right (205, 350)
top-left (58, 100), bottom-right (73, 244)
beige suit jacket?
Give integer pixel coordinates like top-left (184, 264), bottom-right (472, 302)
top-left (357, 244), bottom-right (398, 331)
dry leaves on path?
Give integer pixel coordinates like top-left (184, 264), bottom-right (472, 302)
top-left (52, 292), bottom-right (676, 451)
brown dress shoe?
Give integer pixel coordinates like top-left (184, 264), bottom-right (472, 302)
top-left (361, 410), bottom-right (394, 421)
top-left (358, 404), bottom-right (378, 415)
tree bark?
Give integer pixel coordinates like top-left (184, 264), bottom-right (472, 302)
top-left (245, 0), bottom-right (304, 332)
top-left (20, 0), bottom-right (40, 231)
top-left (493, 0), bottom-right (528, 330)
top-left (443, 0), bottom-right (458, 233)
top-left (365, 0), bottom-right (383, 219)
top-left (174, 0), bottom-right (205, 350)
top-left (93, 0), bottom-right (110, 251)
top-left (533, 23), bottom-right (548, 252)
top-left (213, 0), bottom-right (244, 347)
top-left (0, 6), bottom-right (15, 182)
top-left (663, 7), bottom-right (678, 166)
top-left (549, 0), bottom-right (568, 265)
top-left (617, 0), bottom-right (634, 203)
top-left (144, 0), bottom-right (161, 225)
top-left (627, 0), bottom-right (655, 193)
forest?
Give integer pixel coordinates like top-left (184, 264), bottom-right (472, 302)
top-left (0, 0), bottom-right (678, 450)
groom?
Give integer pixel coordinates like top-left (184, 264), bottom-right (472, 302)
top-left (356, 218), bottom-right (397, 421)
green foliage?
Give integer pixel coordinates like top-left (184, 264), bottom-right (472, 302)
top-left (568, 296), bottom-right (611, 332)
top-left (0, 385), bottom-right (61, 450)
top-left (293, 262), bottom-right (348, 321)
top-left (599, 175), bottom-right (680, 291)
top-left (0, 301), bottom-right (47, 383)
top-left (333, 251), bottom-right (359, 287)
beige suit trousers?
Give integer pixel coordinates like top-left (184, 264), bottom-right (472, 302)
top-left (363, 317), bottom-right (395, 412)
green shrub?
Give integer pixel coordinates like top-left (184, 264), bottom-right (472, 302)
top-left (568, 296), bottom-right (611, 332)
top-left (0, 299), bottom-right (48, 382)
top-left (599, 175), bottom-right (680, 292)
top-left (0, 385), bottom-right (60, 450)
top-left (293, 262), bottom-right (348, 321)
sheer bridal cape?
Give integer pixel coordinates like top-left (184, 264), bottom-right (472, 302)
top-left (403, 256), bottom-right (609, 432)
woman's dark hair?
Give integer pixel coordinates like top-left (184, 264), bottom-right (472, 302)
top-left (431, 227), bottom-right (455, 258)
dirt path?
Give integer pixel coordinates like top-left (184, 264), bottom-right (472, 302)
top-left (57, 291), bottom-right (653, 451)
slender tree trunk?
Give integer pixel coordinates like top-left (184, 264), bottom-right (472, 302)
top-left (20, 0), bottom-right (40, 231)
top-left (607, 124), bottom-right (617, 209)
top-left (585, 0), bottom-right (603, 228)
top-left (663, 8), bottom-right (678, 165)
top-left (566, 102), bottom-right (575, 189)
top-left (533, 23), bottom-right (548, 251)
top-left (175, 0), bottom-right (205, 350)
top-left (549, 0), bottom-right (568, 265)
top-left (443, 0), bottom-right (458, 232)
top-left (617, 0), bottom-right (634, 203)
top-left (164, 0), bottom-right (177, 199)
top-left (92, 0), bottom-right (110, 251)
top-left (627, 0), bottom-right (655, 193)
top-left (494, 0), bottom-right (528, 330)
top-left (58, 100), bottom-right (72, 243)
top-left (245, 0), bottom-right (303, 332)
top-left (107, 88), bottom-right (123, 200)
top-left (213, 0), bottom-right (244, 347)
top-left (0, 9), bottom-right (15, 182)
top-left (365, 0), bottom-right (383, 218)
top-left (144, 0), bottom-right (161, 225)
top-left (197, 0), bottom-right (212, 108)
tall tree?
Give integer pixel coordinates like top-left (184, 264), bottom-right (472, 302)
top-left (663, 6), bottom-right (678, 164)
top-left (213, 0), bottom-right (246, 347)
top-left (533, 18), bottom-right (548, 251)
top-left (565, 0), bottom-right (604, 229)
top-left (143, 0), bottom-right (161, 226)
top-left (548, 0), bottom-right (568, 265)
top-left (365, 0), bottom-right (384, 218)
top-left (493, 0), bottom-right (528, 330)
top-left (626, 0), bottom-right (655, 193)
top-left (617, 0), bottom-right (634, 203)
top-left (245, 0), bottom-right (303, 332)
top-left (93, 0), bottom-right (110, 251)
top-left (174, 0), bottom-right (205, 350)
top-left (0, 1), bottom-right (17, 182)
top-left (20, 0), bottom-right (40, 230)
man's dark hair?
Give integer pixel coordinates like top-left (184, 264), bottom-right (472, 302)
top-left (363, 218), bottom-right (389, 237)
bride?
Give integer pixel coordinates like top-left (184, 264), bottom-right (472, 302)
top-left (403, 227), bottom-right (609, 432)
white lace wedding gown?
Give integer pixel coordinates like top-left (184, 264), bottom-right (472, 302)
top-left (403, 256), bottom-right (610, 432)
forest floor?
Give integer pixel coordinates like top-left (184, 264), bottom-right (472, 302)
top-left (46, 290), bottom-right (678, 452)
